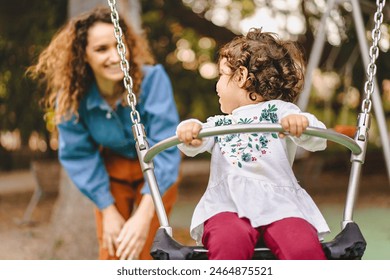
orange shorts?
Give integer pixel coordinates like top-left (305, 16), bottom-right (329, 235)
top-left (95, 149), bottom-right (179, 260)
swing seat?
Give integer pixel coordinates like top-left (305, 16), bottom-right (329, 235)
top-left (143, 124), bottom-right (367, 261)
top-left (322, 222), bottom-right (366, 260)
top-left (150, 221), bottom-right (366, 260)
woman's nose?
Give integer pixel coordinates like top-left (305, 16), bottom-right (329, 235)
top-left (109, 48), bottom-right (121, 62)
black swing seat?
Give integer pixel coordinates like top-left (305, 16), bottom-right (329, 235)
top-left (150, 222), bottom-right (366, 260)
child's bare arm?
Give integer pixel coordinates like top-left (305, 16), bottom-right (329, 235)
top-left (279, 114), bottom-right (309, 138)
top-left (176, 121), bottom-right (203, 147)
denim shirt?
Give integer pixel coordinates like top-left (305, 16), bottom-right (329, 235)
top-left (58, 64), bottom-right (181, 210)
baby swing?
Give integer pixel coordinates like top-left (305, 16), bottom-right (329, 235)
top-left (106, 0), bottom-right (387, 260)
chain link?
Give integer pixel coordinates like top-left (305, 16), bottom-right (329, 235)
top-left (107, 0), bottom-right (140, 124)
top-left (361, 0), bottom-right (386, 113)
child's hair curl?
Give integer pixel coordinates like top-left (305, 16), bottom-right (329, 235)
top-left (218, 28), bottom-right (305, 102)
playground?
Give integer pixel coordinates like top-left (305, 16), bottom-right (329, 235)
top-left (0, 154), bottom-right (389, 260)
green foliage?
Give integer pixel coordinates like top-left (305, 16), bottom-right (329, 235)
top-left (141, 2), bottom-right (221, 121)
top-left (0, 0), bottom-right (67, 144)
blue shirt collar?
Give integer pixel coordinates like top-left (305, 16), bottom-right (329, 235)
top-left (85, 82), bottom-right (113, 111)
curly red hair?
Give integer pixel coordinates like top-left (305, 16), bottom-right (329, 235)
top-left (27, 6), bottom-right (155, 122)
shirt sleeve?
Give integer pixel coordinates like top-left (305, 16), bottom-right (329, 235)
top-left (280, 102), bottom-right (327, 152)
top-left (176, 117), bottom-right (216, 157)
top-left (57, 116), bottom-right (113, 210)
top-left (138, 65), bottom-right (181, 196)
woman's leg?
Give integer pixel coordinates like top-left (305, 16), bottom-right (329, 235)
top-left (95, 180), bottom-right (136, 260)
top-left (261, 217), bottom-right (326, 260)
top-left (202, 212), bottom-right (260, 260)
top-left (96, 149), bottom-right (179, 260)
top-left (94, 179), bottom-right (179, 260)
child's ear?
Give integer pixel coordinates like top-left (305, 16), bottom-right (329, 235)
top-left (237, 66), bottom-right (249, 87)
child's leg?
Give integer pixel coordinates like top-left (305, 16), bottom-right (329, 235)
top-left (261, 217), bottom-right (327, 260)
top-left (202, 212), bottom-right (260, 260)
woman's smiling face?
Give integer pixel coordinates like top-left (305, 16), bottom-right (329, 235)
top-left (85, 22), bottom-right (126, 91)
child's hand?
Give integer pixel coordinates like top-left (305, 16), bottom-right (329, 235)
top-left (177, 121), bottom-right (203, 147)
top-left (279, 114), bottom-right (309, 138)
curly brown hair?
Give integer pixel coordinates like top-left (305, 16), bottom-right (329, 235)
top-left (27, 6), bottom-right (155, 123)
top-left (218, 28), bottom-right (305, 102)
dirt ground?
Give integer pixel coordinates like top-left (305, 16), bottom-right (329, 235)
top-left (0, 153), bottom-right (389, 260)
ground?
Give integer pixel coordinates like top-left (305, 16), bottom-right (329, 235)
top-left (0, 153), bottom-right (389, 260)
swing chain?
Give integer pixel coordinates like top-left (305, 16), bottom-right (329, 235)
top-left (361, 0), bottom-right (386, 114)
top-left (107, 0), bottom-right (141, 124)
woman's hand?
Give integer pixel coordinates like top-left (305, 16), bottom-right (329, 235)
top-left (115, 194), bottom-right (155, 260)
top-left (280, 114), bottom-right (309, 138)
top-left (177, 121), bottom-right (203, 147)
top-left (102, 205), bottom-right (125, 257)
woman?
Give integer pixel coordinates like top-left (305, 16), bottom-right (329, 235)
top-left (27, 7), bottom-right (181, 260)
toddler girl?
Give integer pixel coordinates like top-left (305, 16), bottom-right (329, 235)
top-left (176, 28), bottom-right (329, 260)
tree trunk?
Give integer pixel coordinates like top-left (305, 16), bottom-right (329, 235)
top-left (45, 168), bottom-right (98, 259)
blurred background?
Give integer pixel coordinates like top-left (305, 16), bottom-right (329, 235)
top-left (0, 0), bottom-right (389, 260)
top-left (0, 0), bottom-right (390, 166)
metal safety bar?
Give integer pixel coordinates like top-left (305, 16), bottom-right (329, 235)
top-left (144, 124), bottom-right (362, 163)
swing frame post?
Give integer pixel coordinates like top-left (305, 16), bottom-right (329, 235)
top-left (343, 0), bottom-right (387, 226)
top-left (298, 0), bottom-right (390, 184)
top-left (350, 0), bottom-right (390, 180)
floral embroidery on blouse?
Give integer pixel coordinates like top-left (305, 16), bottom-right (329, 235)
top-left (215, 104), bottom-right (280, 168)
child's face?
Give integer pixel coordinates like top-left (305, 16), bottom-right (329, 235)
top-left (216, 58), bottom-right (246, 114)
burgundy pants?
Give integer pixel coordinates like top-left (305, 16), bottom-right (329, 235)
top-left (202, 212), bottom-right (327, 260)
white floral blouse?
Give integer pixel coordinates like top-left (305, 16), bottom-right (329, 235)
top-left (177, 100), bottom-right (330, 244)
